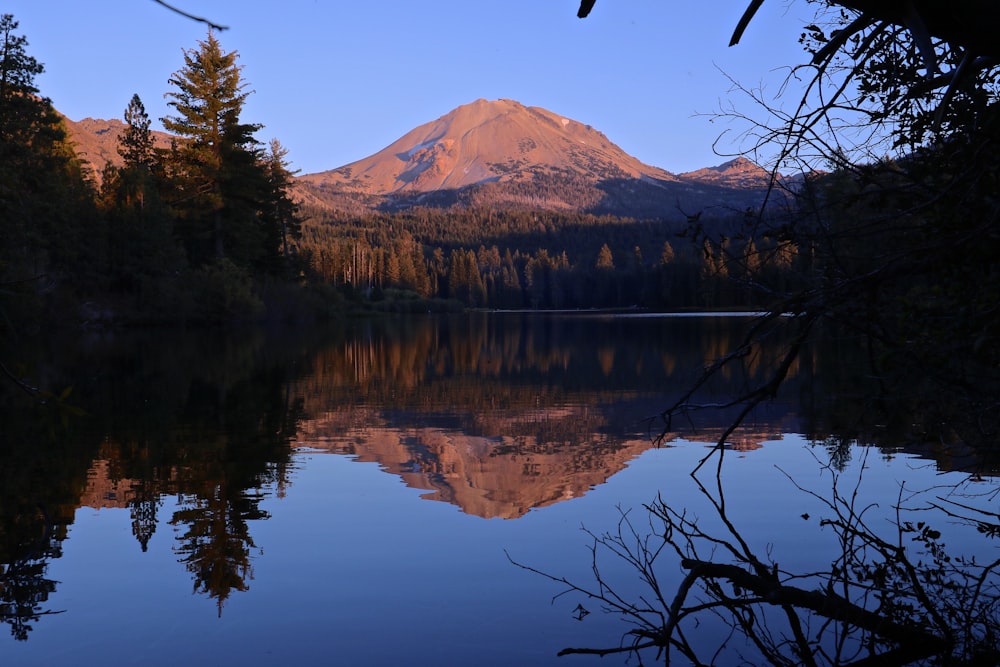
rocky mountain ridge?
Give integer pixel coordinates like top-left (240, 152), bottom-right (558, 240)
top-left (63, 116), bottom-right (173, 184)
top-left (678, 157), bottom-right (776, 190)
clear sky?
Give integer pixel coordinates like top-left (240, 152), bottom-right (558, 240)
top-left (4, 0), bottom-right (817, 175)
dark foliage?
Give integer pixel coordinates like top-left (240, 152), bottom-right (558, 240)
top-left (1, 20), bottom-right (307, 328)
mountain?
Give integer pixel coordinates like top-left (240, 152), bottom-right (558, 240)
top-left (298, 98), bottom-right (778, 219)
top-left (679, 157), bottom-right (775, 190)
top-left (63, 116), bottom-right (173, 184)
top-left (302, 98), bottom-right (679, 193)
top-left (62, 99), bottom-right (784, 219)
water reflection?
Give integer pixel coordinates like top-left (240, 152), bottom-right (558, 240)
top-left (0, 504), bottom-right (62, 641)
top-left (1, 396), bottom-right (90, 641)
top-left (292, 313), bottom-right (809, 518)
top-left (513, 445), bottom-right (1000, 665)
top-left (0, 313), bottom-right (996, 652)
top-left (2, 327), bottom-right (306, 630)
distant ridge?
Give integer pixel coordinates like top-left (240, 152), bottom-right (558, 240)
top-left (63, 116), bottom-right (172, 184)
top-left (679, 157), bottom-right (775, 190)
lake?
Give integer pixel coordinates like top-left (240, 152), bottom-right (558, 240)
top-left (2, 312), bottom-right (998, 666)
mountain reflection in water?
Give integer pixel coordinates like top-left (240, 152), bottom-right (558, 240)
top-left (75, 312), bottom-right (807, 520)
top-left (2, 313), bottom-right (996, 665)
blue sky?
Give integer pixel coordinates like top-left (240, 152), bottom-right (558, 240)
top-left (5, 1), bottom-right (816, 175)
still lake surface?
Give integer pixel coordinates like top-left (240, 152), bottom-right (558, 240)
top-left (2, 312), bottom-right (997, 666)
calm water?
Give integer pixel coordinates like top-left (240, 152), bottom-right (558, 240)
top-left (2, 313), bottom-right (997, 666)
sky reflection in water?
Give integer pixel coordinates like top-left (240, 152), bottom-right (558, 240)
top-left (2, 314), bottom-right (997, 666)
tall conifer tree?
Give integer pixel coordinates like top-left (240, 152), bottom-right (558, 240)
top-left (99, 93), bottom-right (183, 304)
top-left (0, 13), bottom-right (91, 284)
top-left (162, 32), bottom-right (262, 266)
top-left (118, 93), bottom-right (154, 170)
top-left (0, 14), bottom-right (53, 167)
top-left (261, 138), bottom-right (302, 277)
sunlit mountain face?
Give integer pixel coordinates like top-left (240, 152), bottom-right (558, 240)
top-left (291, 98), bottom-right (786, 218)
top-left (299, 98), bottom-right (682, 194)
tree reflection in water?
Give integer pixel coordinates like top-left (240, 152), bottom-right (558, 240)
top-left (0, 327), bottom-right (307, 627)
top-left (495, 305), bottom-right (1000, 664)
top-left (0, 505), bottom-right (63, 641)
top-left (512, 444), bottom-right (1000, 666)
top-left (0, 395), bottom-right (90, 641)
top-left (157, 364), bottom-right (305, 614)
top-left (171, 487), bottom-right (265, 615)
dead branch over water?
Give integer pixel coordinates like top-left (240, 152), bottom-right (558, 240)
top-left (510, 447), bottom-right (1000, 665)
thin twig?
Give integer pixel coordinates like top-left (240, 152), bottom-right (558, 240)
top-left (151, 0), bottom-right (228, 31)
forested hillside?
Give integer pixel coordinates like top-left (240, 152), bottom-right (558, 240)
top-left (296, 204), bottom-right (803, 310)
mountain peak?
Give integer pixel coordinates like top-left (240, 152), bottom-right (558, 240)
top-left (300, 98), bottom-right (677, 196)
top-left (709, 157), bottom-right (760, 173)
top-left (678, 156), bottom-right (773, 189)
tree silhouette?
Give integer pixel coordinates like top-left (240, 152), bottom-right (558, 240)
top-left (262, 138), bottom-right (304, 278)
top-left (1, 13), bottom-right (92, 290)
top-left (162, 32), bottom-right (263, 266)
top-left (118, 94), bottom-right (155, 170)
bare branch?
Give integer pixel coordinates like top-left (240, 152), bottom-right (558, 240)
top-left (151, 0), bottom-right (228, 31)
top-left (680, 558), bottom-right (947, 651)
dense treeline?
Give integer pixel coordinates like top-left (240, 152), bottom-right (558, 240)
top-left (297, 205), bottom-right (804, 310)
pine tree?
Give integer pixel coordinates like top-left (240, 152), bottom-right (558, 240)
top-left (162, 32), bottom-right (262, 266)
top-left (261, 138), bottom-right (302, 277)
top-left (100, 94), bottom-right (184, 308)
top-left (596, 243), bottom-right (615, 271)
top-left (1, 14), bottom-right (93, 285)
top-left (113, 94), bottom-right (159, 213)
top-left (660, 241), bottom-right (675, 265)
top-left (657, 240), bottom-right (677, 307)
top-left (0, 14), bottom-right (50, 161)
top-left (118, 93), bottom-right (154, 170)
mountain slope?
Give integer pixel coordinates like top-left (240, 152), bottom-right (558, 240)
top-left (298, 99), bottom-right (776, 218)
top-left (63, 116), bottom-right (173, 184)
top-left (301, 98), bottom-right (679, 194)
